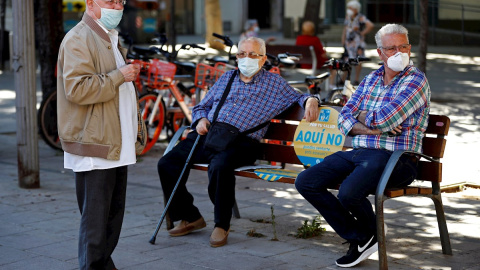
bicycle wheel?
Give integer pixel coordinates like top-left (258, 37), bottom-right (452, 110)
top-left (38, 90), bottom-right (62, 151)
top-left (166, 111), bottom-right (186, 141)
top-left (138, 92), bottom-right (166, 155)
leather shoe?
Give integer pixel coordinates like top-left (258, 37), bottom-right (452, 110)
top-left (168, 217), bottom-right (206, 237)
top-left (209, 227), bottom-right (229, 247)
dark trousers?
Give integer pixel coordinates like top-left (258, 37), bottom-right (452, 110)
top-left (295, 149), bottom-right (417, 243)
top-left (157, 131), bottom-right (258, 230)
top-left (75, 166), bottom-right (128, 270)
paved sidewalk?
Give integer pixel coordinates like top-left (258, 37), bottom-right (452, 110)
top-left (1, 35), bottom-right (480, 269)
top-left (1, 133), bottom-right (480, 269)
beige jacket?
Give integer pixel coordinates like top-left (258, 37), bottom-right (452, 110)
top-left (57, 13), bottom-right (146, 160)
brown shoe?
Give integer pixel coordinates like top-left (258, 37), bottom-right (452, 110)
top-left (209, 227), bottom-right (230, 247)
top-left (168, 217), bottom-right (206, 237)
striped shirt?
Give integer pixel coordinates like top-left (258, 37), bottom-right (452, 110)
top-left (338, 64), bottom-right (430, 153)
top-left (192, 69), bottom-right (310, 141)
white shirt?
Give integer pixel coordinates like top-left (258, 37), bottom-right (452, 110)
top-left (64, 23), bottom-right (138, 172)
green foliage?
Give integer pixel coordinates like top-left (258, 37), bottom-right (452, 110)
top-left (294, 216), bottom-right (326, 239)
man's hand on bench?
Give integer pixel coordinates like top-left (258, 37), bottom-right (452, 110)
top-left (304, 97), bottom-right (320, 122)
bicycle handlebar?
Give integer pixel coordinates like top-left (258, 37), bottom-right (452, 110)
top-left (212, 33), bottom-right (234, 47)
top-left (323, 57), bottom-right (371, 71)
top-left (179, 43), bottom-right (206, 51)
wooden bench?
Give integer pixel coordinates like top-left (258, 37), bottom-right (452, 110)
top-left (164, 104), bottom-right (452, 269)
top-left (266, 44), bottom-right (317, 75)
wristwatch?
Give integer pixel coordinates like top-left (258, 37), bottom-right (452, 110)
top-left (307, 95), bottom-right (321, 107)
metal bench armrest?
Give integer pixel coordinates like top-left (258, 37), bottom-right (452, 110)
top-left (165, 126), bottom-right (191, 155)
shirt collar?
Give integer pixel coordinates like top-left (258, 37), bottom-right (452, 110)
top-left (240, 69), bottom-right (266, 84)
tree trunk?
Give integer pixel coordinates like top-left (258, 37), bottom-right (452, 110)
top-left (205, 0), bottom-right (224, 50)
top-left (13, 0), bottom-right (39, 188)
top-left (418, 0), bottom-right (428, 74)
top-left (34, 0), bottom-right (64, 100)
top-left (303, 0), bottom-right (322, 35)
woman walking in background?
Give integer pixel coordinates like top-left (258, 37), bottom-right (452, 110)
top-left (342, 0), bottom-right (374, 84)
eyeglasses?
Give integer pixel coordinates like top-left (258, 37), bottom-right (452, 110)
top-left (101, 0), bottom-right (127, 6)
top-left (380, 44), bottom-right (411, 55)
top-left (236, 51), bottom-right (264, 59)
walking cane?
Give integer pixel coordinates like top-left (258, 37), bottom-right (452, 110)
top-left (149, 134), bottom-right (202, 244)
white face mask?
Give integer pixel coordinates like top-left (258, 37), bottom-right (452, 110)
top-left (346, 9), bottom-right (354, 17)
top-left (238, 57), bottom-right (260, 77)
top-left (93, 0), bottom-right (123, 30)
top-left (384, 51), bottom-right (410, 72)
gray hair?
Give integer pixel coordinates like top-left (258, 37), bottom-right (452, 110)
top-left (238, 37), bottom-right (266, 55)
top-left (375, 24), bottom-right (409, 48)
top-left (346, 0), bottom-right (361, 11)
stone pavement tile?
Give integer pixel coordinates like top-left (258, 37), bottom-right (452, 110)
top-left (3, 209), bottom-right (63, 226)
top-left (26, 240), bottom-right (77, 262)
top-left (142, 241), bottom-right (230, 262)
top-left (0, 202), bottom-right (21, 217)
top-left (0, 255), bottom-right (77, 270)
top-left (122, 207), bottom-right (162, 230)
top-left (193, 252), bottom-right (286, 270)
top-left (0, 220), bottom-right (31, 238)
top-left (265, 244), bottom-right (339, 269)
top-left (220, 235), bottom-right (303, 258)
top-left (22, 215), bottom-right (79, 237)
top-left (20, 194), bottom-right (78, 214)
top-left (380, 225), bottom-right (479, 268)
top-left (0, 245), bottom-right (38, 267)
top-left (122, 258), bottom-right (215, 270)
top-left (109, 242), bottom-right (166, 269)
top-left (392, 250), bottom-right (477, 270)
top-left (0, 229), bottom-right (67, 250)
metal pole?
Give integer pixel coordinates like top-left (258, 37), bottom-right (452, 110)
top-left (12, 0), bottom-right (39, 188)
top-left (431, 1), bottom-right (436, 45)
top-left (461, 4), bottom-right (465, 45)
top-left (170, 0), bottom-right (176, 49)
top-left (0, 0), bottom-right (6, 70)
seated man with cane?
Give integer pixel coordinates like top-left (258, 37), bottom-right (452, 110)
top-left (157, 37), bottom-right (320, 247)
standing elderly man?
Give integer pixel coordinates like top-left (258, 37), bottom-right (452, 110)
top-left (295, 24), bottom-right (430, 268)
top-left (157, 37), bottom-right (320, 248)
top-left (57, 0), bottom-right (146, 269)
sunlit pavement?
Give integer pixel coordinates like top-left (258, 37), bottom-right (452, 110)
top-left (0, 34), bottom-right (479, 269)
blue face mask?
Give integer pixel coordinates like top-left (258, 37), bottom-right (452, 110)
top-left (93, 0), bottom-right (123, 30)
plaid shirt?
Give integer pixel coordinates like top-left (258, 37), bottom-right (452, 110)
top-left (338, 64), bottom-right (430, 152)
top-left (192, 69), bottom-right (310, 141)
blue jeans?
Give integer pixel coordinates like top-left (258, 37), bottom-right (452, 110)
top-left (295, 148), bottom-right (417, 243)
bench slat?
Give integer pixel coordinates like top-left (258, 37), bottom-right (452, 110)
top-left (264, 122), bottom-right (298, 141)
top-left (417, 161), bottom-right (442, 182)
top-left (422, 137), bottom-right (447, 159)
top-left (404, 186), bottom-right (419, 195)
top-left (426, 115), bottom-right (450, 135)
top-left (385, 188), bottom-right (405, 198)
top-left (258, 144), bottom-right (303, 165)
